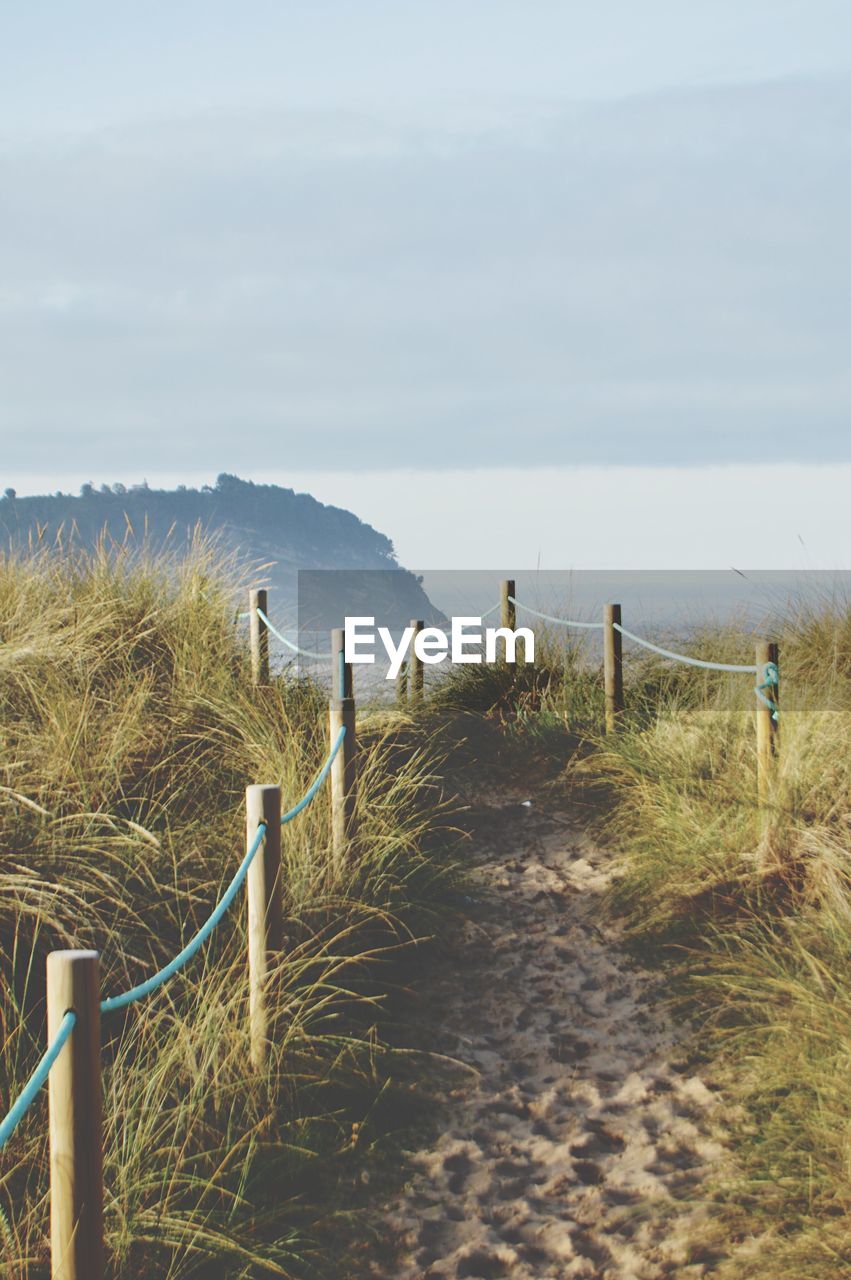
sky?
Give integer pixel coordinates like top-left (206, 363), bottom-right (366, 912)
top-left (2, 3), bottom-right (850, 565)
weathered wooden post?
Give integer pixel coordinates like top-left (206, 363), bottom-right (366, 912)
top-left (500, 579), bottom-right (516, 632)
top-left (47, 950), bottom-right (104, 1280)
top-left (396, 661), bottom-right (408, 706)
top-left (249, 588), bottom-right (269, 686)
top-left (603, 603), bottom-right (624, 733)
top-left (499, 579), bottom-right (517, 666)
top-left (756, 640), bottom-right (780, 810)
top-left (329, 627), bottom-right (357, 862)
top-left (408, 620), bottom-right (424, 702)
top-left (245, 785), bottom-right (282, 1068)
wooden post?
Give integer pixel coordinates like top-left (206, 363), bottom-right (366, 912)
top-left (499, 580), bottom-right (516, 666)
top-left (603, 603), bottom-right (624, 733)
top-left (329, 628), bottom-right (357, 863)
top-left (47, 950), bottom-right (104, 1280)
top-left (408, 620), bottom-right (424, 702)
top-left (756, 640), bottom-right (779, 810)
top-left (396, 661), bottom-right (408, 706)
top-left (245, 784), bottom-right (282, 1068)
top-left (500, 580), bottom-right (516, 632)
top-left (249, 588), bottom-right (269, 685)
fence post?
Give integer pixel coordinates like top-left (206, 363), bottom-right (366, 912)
top-left (499, 580), bottom-right (516, 666)
top-left (329, 628), bottom-right (357, 863)
top-left (47, 950), bottom-right (104, 1280)
top-left (245, 785), bottom-right (282, 1068)
top-left (249, 588), bottom-right (269, 686)
top-left (408, 620), bottom-right (424, 702)
top-left (500, 580), bottom-right (516, 632)
top-left (603, 603), bottom-right (624, 733)
top-left (396, 661), bottom-right (408, 707)
top-left (756, 640), bottom-right (779, 811)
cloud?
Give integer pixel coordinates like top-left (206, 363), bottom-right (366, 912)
top-left (1, 78), bottom-right (850, 475)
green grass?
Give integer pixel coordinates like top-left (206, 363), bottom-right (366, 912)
top-left (0, 540), bottom-right (457, 1278)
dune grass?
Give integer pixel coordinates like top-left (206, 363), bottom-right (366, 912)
top-left (588, 607), bottom-right (851, 1276)
top-left (0, 541), bottom-right (456, 1278)
top-left (6, 555), bottom-right (847, 1275)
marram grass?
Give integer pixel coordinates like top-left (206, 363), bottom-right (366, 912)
top-left (0, 541), bottom-right (456, 1278)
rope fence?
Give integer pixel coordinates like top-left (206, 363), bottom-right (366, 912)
top-left (611, 623), bottom-right (758, 673)
top-left (507, 595), bottom-right (604, 630)
top-left (506, 585), bottom-right (781, 821)
top-left (256, 606), bottom-right (330, 661)
top-left (0, 626), bottom-right (356, 1278)
top-left (246, 583), bottom-right (780, 732)
top-left (508, 590), bottom-right (778, 721)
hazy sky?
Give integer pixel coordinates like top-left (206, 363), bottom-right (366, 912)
top-left (2, 3), bottom-right (850, 563)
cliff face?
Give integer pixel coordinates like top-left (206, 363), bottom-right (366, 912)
top-left (0, 474), bottom-right (440, 626)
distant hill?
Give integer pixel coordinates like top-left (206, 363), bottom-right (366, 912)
top-left (0, 474), bottom-right (440, 628)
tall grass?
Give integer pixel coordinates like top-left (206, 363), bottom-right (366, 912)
top-left (607, 614), bottom-right (850, 1274)
top-left (0, 540), bottom-right (455, 1278)
top-left (586, 606), bottom-right (851, 1275)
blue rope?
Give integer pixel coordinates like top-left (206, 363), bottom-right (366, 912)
top-left (0, 1010), bottom-right (76, 1150)
top-left (508, 597), bottom-right (603, 630)
top-left (0, 728), bottom-right (346, 1143)
top-left (100, 727), bottom-right (347, 1015)
top-left (756, 661), bottom-right (780, 720)
top-left (255, 608), bottom-right (329, 661)
top-left (100, 822), bottom-right (268, 1014)
top-left (281, 725), bottom-right (346, 824)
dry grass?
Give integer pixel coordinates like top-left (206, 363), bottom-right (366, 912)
top-left (576, 602), bottom-right (851, 1275)
top-left (0, 540), bottom-right (455, 1278)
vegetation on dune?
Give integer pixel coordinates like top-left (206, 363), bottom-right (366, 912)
top-left (0, 540), bottom-right (456, 1278)
top-left (3, 549), bottom-right (848, 1277)
top-left (591, 610), bottom-right (851, 1277)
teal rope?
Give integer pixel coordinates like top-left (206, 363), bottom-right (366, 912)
top-left (756, 661), bottom-right (780, 720)
top-left (100, 726), bottom-right (347, 1015)
top-left (256, 608), bottom-right (329, 661)
top-left (613, 624), bottom-right (759, 673)
top-left (0, 1010), bottom-right (76, 1150)
top-left (281, 726), bottom-right (346, 824)
top-left (0, 728), bottom-right (345, 1143)
top-left (508, 597), bottom-right (603, 630)
top-left (100, 822), bottom-right (268, 1014)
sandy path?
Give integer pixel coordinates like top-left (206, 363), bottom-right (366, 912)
top-left (367, 794), bottom-right (731, 1279)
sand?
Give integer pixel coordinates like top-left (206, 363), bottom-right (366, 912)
top-left (366, 793), bottom-right (734, 1279)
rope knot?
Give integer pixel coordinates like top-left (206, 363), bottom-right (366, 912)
top-left (755, 661), bottom-right (780, 720)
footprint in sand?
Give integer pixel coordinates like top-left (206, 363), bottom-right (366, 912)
top-left (362, 796), bottom-right (735, 1280)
